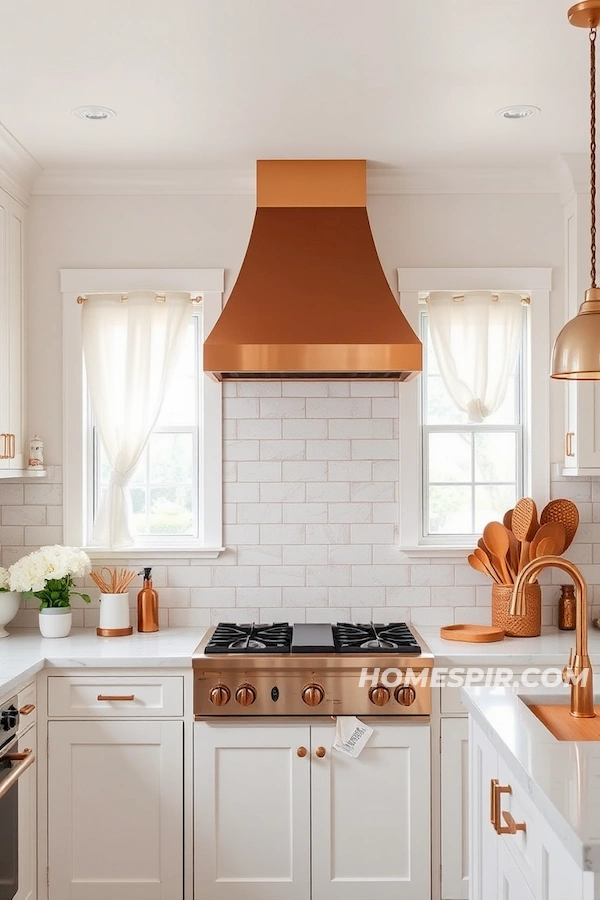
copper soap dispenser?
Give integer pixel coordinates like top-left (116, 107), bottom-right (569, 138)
top-left (137, 567), bottom-right (159, 632)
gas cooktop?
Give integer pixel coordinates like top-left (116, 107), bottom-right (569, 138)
top-left (202, 621), bottom-right (421, 655)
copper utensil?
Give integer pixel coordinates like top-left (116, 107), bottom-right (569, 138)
top-left (529, 522), bottom-right (566, 559)
top-left (471, 549), bottom-right (502, 584)
top-left (511, 498), bottom-right (538, 571)
top-left (483, 522), bottom-right (513, 584)
top-left (539, 499), bottom-right (580, 552)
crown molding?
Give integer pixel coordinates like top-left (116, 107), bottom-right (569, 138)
top-left (0, 122), bottom-right (41, 205)
top-left (32, 162), bottom-right (561, 197)
top-left (552, 152), bottom-right (590, 204)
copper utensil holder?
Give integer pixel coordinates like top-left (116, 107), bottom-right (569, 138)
top-left (491, 583), bottom-right (541, 637)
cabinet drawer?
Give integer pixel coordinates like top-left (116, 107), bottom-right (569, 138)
top-left (17, 681), bottom-right (37, 728)
top-left (48, 676), bottom-right (183, 717)
top-left (442, 686), bottom-right (466, 714)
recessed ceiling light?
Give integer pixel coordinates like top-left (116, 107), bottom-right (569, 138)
top-left (496, 105), bottom-right (541, 120)
top-left (72, 105), bottom-right (116, 121)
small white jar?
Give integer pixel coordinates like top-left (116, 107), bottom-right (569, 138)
top-left (39, 607), bottom-right (72, 639)
top-left (97, 593), bottom-right (132, 636)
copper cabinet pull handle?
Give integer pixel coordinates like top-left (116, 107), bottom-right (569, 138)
top-left (566, 431), bottom-right (575, 457)
top-left (96, 694), bottom-right (135, 701)
top-left (499, 810), bottom-right (526, 834)
top-left (315, 746), bottom-right (326, 758)
top-left (491, 781), bottom-right (512, 833)
top-left (0, 434), bottom-right (8, 459)
top-left (297, 747), bottom-right (307, 757)
top-left (19, 704), bottom-right (35, 715)
top-left (0, 749), bottom-right (35, 800)
top-left (9, 433), bottom-right (15, 458)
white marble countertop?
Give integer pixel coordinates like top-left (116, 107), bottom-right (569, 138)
top-left (463, 684), bottom-right (600, 871)
top-left (416, 625), bottom-right (600, 667)
top-left (0, 627), bottom-right (208, 699)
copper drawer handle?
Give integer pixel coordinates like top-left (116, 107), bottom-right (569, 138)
top-left (297, 747), bottom-right (307, 757)
top-left (0, 749), bottom-right (35, 800)
top-left (491, 780), bottom-right (512, 832)
top-left (19, 704), bottom-right (35, 715)
top-left (97, 694), bottom-right (135, 701)
top-left (9, 433), bottom-right (15, 458)
top-left (315, 746), bottom-right (327, 758)
top-left (0, 434), bottom-right (9, 459)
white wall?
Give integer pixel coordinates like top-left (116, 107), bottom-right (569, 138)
top-left (1, 188), bottom-right (577, 629)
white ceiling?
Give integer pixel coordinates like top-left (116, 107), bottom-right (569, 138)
top-left (0, 0), bottom-right (592, 172)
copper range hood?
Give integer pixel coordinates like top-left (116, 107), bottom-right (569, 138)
top-left (203, 159), bottom-right (422, 381)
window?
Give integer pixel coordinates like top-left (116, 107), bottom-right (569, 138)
top-left (421, 306), bottom-right (524, 540)
top-left (62, 269), bottom-right (224, 560)
top-left (397, 268), bottom-right (551, 556)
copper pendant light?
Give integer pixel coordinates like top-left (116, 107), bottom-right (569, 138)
top-left (552, 1), bottom-right (600, 379)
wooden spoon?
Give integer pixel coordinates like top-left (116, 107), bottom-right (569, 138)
top-left (476, 542), bottom-right (504, 583)
top-left (539, 499), bottom-right (580, 552)
top-left (512, 498), bottom-right (538, 570)
top-left (532, 536), bottom-right (557, 559)
top-left (483, 522), bottom-right (513, 584)
top-left (503, 509), bottom-right (514, 531)
top-left (529, 522), bottom-right (566, 559)
top-left (506, 529), bottom-right (520, 578)
top-left (470, 550), bottom-right (502, 584)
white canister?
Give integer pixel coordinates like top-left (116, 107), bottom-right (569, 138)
top-left (97, 593), bottom-right (133, 636)
top-left (28, 435), bottom-right (43, 468)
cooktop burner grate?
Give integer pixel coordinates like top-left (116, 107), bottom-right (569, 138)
top-left (333, 622), bottom-right (421, 654)
top-left (204, 622), bottom-right (292, 654)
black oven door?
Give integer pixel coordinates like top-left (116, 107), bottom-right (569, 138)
top-left (0, 742), bottom-right (18, 900)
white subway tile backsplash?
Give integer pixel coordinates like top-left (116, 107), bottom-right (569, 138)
top-left (7, 387), bottom-right (599, 633)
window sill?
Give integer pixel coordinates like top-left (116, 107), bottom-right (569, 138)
top-left (84, 546), bottom-right (226, 562)
top-left (400, 545), bottom-right (473, 559)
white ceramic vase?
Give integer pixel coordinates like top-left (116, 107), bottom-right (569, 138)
top-left (97, 592), bottom-right (132, 635)
top-left (39, 607), bottom-right (72, 638)
top-left (0, 591), bottom-right (21, 637)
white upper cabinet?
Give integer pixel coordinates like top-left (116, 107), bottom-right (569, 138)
top-left (0, 186), bottom-right (25, 472)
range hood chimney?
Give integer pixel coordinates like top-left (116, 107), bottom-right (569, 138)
top-left (203, 159), bottom-right (422, 381)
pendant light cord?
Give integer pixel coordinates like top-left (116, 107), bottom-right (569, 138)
top-left (591, 26), bottom-right (597, 288)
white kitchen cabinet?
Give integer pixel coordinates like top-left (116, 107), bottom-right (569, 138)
top-left (311, 722), bottom-right (430, 900)
top-left (440, 717), bottom-right (468, 899)
top-left (194, 720), bottom-right (430, 900)
top-left (0, 186), bottom-right (25, 471)
top-left (47, 719), bottom-right (183, 900)
top-left (194, 722), bottom-right (311, 900)
top-left (15, 724), bottom-right (36, 900)
top-left (469, 716), bottom-right (594, 900)
top-left (497, 841), bottom-right (535, 900)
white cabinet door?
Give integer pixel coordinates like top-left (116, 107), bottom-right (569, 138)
top-left (15, 725), bottom-right (36, 900)
top-left (48, 720), bottom-right (183, 900)
top-left (194, 722), bottom-right (311, 900)
top-left (0, 189), bottom-right (24, 471)
top-left (469, 719), bottom-right (499, 900)
top-left (310, 722), bottom-right (430, 900)
top-left (440, 717), bottom-right (469, 899)
top-left (497, 841), bottom-right (535, 900)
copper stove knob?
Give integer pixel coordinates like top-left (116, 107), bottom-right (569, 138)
top-left (369, 685), bottom-right (391, 707)
top-left (301, 684), bottom-right (325, 707)
top-left (209, 685), bottom-right (230, 707)
top-left (235, 684), bottom-right (257, 707)
top-left (395, 685), bottom-right (417, 707)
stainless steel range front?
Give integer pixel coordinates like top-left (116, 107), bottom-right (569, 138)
top-left (192, 622), bottom-right (432, 718)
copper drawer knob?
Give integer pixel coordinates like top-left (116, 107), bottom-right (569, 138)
top-left (297, 746), bottom-right (307, 757)
top-left (315, 746), bottom-right (327, 758)
top-left (19, 704), bottom-right (35, 715)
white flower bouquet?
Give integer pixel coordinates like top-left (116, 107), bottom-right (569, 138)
top-left (0, 567), bottom-right (10, 592)
top-left (9, 545), bottom-right (92, 609)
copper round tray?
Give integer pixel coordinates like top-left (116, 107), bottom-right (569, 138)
top-left (440, 624), bottom-right (505, 643)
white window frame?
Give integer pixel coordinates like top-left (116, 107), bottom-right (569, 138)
top-left (397, 267), bottom-right (552, 558)
top-left (61, 268), bottom-right (225, 561)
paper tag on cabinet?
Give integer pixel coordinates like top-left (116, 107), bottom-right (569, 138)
top-left (333, 716), bottom-right (374, 758)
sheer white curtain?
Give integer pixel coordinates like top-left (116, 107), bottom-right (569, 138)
top-left (82, 291), bottom-right (191, 548)
top-left (426, 291), bottom-right (524, 423)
